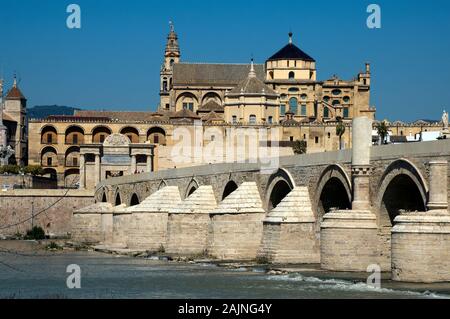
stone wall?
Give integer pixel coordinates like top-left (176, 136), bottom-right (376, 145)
top-left (0, 174), bottom-right (57, 190)
top-left (0, 189), bottom-right (94, 237)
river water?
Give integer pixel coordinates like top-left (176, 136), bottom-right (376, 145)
top-left (0, 251), bottom-right (449, 299)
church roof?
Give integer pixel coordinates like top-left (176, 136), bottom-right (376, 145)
top-left (229, 76), bottom-right (277, 95)
top-left (267, 34), bottom-right (315, 62)
top-left (173, 63), bottom-right (265, 86)
top-left (74, 110), bottom-right (169, 122)
top-left (201, 111), bottom-right (225, 123)
top-left (5, 86), bottom-right (26, 100)
top-left (170, 108), bottom-right (201, 119)
top-left (197, 100), bottom-right (224, 113)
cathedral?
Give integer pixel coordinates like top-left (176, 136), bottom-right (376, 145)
top-left (159, 23), bottom-right (375, 124)
top-left (29, 24), bottom-right (434, 189)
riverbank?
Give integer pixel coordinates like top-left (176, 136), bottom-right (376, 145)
top-left (1, 240), bottom-right (450, 299)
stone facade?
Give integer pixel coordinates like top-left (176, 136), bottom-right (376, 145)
top-left (166, 186), bottom-right (217, 255)
top-left (0, 189), bottom-right (94, 237)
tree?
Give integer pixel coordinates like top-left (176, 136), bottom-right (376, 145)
top-left (336, 121), bottom-right (346, 150)
top-left (376, 121), bottom-right (389, 145)
top-left (292, 140), bottom-right (307, 155)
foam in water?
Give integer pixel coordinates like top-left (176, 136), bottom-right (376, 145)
top-left (266, 274), bottom-right (450, 299)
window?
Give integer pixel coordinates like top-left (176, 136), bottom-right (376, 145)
top-left (301, 94), bottom-right (307, 100)
top-left (232, 116), bottom-right (237, 124)
top-left (165, 104), bottom-right (170, 109)
top-left (323, 96), bottom-right (330, 103)
top-left (47, 157), bottom-right (53, 167)
top-left (343, 107), bottom-right (349, 118)
top-left (100, 134), bottom-right (106, 143)
top-left (328, 133), bottom-right (331, 139)
top-left (324, 107), bottom-right (330, 118)
top-left (249, 115), bottom-right (257, 124)
top-left (47, 134), bottom-right (53, 144)
top-left (343, 96), bottom-right (350, 103)
top-left (303, 134), bottom-right (306, 139)
top-left (332, 89), bottom-right (342, 96)
top-left (280, 104), bottom-right (286, 116)
top-left (290, 136), bottom-right (294, 142)
top-left (183, 102), bottom-right (194, 111)
top-left (163, 79), bottom-right (168, 92)
top-left (211, 135), bottom-right (215, 141)
top-left (315, 137), bottom-right (319, 144)
top-left (73, 157), bottom-right (78, 167)
top-left (289, 98), bottom-right (298, 114)
top-left (288, 87), bottom-right (299, 93)
top-left (73, 134), bottom-right (78, 145)
top-left (301, 105), bottom-right (307, 116)
top-left (170, 59), bottom-right (174, 67)
top-left (288, 72), bottom-right (295, 80)
top-left (268, 116), bottom-right (273, 124)
top-left (154, 135), bottom-right (159, 144)
top-left (332, 100), bottom-right (340, 106)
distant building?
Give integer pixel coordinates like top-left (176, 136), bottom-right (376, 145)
top-left (0, 76), bottom-right (28, 165)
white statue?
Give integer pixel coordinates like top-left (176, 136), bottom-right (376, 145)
top-left (443, 110), bottom-right (449, 131)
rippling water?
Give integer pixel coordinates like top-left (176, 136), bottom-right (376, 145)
top-left (0, 251), bottom-right (449, 299)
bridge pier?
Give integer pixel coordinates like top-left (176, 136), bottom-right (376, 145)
top-left (166, 186), bottom-right (217, 256)
top-left (72, 203), bottom-right (124, 245)
top-left (259, 187), bottom-right (319, 264)
top-left (321, 117), bottom-right (385, 271)
top-left (126, 186), bottom-right (182, 251)
top-left (392, 160), bottom-right (450, 282)
top-left (209, 182), bottom-right (266, 261)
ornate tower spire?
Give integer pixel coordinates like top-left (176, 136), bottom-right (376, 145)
top-left (165, 21), bottom-right (180, 62)
top-left (249, 58), bottom-right (256, 78)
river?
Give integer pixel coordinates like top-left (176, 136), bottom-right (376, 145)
top-left (0, 250), bottom-right (449, 299)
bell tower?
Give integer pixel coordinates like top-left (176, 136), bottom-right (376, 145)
top-left (160, 21), bottom-right (181, 111)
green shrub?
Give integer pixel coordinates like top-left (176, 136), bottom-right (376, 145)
top-left (25, 226), bottom-right (46, 240)
top-left (23, 165), bottom-right (45, 176)
top-left (0, 165), bottom-right (20, 175)
top-left (256, 255), bottom-right (270, 265)
top-left (0, 165), bottom-right (45, 176)
top-left (292, 140), bottom-right (307, 155)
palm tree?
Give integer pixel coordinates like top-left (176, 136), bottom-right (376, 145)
top-left (376, 120), bottom-right (389, 145)
top-left (336, 121), bottom-right (346, 150)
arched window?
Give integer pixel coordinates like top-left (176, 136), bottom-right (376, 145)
top-left (324, 107), bottom-right (330, 118)
top-left (288, 72), bottom-right (295, 80)
top-left (170, 59), bottom-right (175, 67)
top-left (289, 98), bottom-right (298, 114)
top-left (163, 78), bottom-right (168, 92)
top-left (249, 115), bottom-right (257, 124)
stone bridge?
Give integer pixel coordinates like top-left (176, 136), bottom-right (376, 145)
top-left (72, 118), bottom-right (450, 283)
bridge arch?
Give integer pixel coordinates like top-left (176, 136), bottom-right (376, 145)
top-left (101, 191), bottom-right (108, 203)
top-left (115, 192), bottom-right (122, 206)
top-left (265, 168), bottom-right (296, 211)
top-left (129, 193), bottom-right (140, 207)
top-left (221, 180), bottom-right (239, 200)
top-left (158, 180), bottom-right (168, 190)
top-left (185, 179), bottom-right (199, 199)
top-left (315, 164), bottom-right (352, 219)
top-left (377, 159), bottom-right (428, 226)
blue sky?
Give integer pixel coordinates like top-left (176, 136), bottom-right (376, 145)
top-left (1, 0), bottom-right (449, 121)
